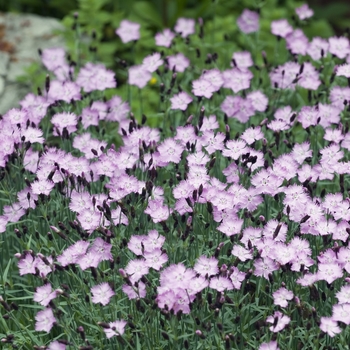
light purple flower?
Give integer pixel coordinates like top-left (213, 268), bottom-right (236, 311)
top-left (116, 20), bottom-right (140, 43)
top-left (237, 9), bottom-right (259, 34)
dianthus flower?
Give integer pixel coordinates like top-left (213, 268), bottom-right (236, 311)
top-left (194, 256), bottom-right (219, 277)
top-left (295, 4), bottom-right (314, 20)
top-left (41, 47), bottom-right (66, 71)
top-left (103, 320), bottom-right (127, 338)
top-left (144, 199), bottom-right (170, 223)
top-left (320, 317), bottom-right (341, 337)
top-left (266, 311), bottom-right (290, 332)
top-left (192, 78), bottom-right (216, 99)
top-left (271, 19), bottom-right (293, 38)
top-left (116, 20), bottom-right (140, 43)
top-left (222, 68), bottom-right (253, 93)
top-left (232, 51), bottom-right (253, 69)
top-left (259, 341), bottom-right (280, 350)
top-left (237, 9), bottom-right (259, 34)
top-left (167, 53), bottom-right (190, 73)
top-left (76, 63), bottom-right (116, 92)
top-left (33, 284), bottom-right (58, 307)
top-left (307, 37), bottom-right (329, 60)
top-left (35, 308), bottom-right (56, 333)
top-left (253, 258), bottom-right (279, 280)
top-left (91, 282), bottom-right (115, 306)
top-left (122, 281), bottom-right (147, 300)
top-left (329, 36), bottom-right (350, 59)
top-left (273, 287), bottom-right (294, 308)
top-left (155, 28), bottom-right (175, 47)
top-left (170, 92), bottom-right (192, 111)
top-left (128, 65), bottom-right (151, 88)
top-left (51, 112), bottom-right (77, 135)
top-left (142, 52), bottom-right (163, 73)
top-left (229, 266), bottom-right (246, 289)
top-left (174, 18), bottom-right (195, 38)
top-left (209, 276), bottom-right (233, 292)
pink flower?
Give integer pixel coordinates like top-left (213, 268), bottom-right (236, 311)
top-left (47, 81), bottom-right (81, 103)
top-left (298, 62), bottom-right (321, 90)
top-left (247, 90), bottom-right (268, 112)
top-left (77, 209), bottom-right (101, 232)
top-left (90, 237), bottom-right (113, 262)
top-left (76, 63), bottom-right (116, 92)
top-left (192, 78), bottom-right (216, 99)
top-left (107, 96), bottom-right (130, 122)
top-left (125, 259), bottom-right (149, 283)
top-left (41, 47), bottom-right (66, 71)
top-left (295, 4), bottom-right (314, 20)
top-left (320, 317), bottom-right (341, 337)
top-left (307, 37), bottom-right (329, 60)
top-left (159, 263), bottom-right (196, 290)
top-left (158, 138), bottom-right (184, 164)
top-left (209, 276), bottom-right (233, 292)
top-left (103, 320), bottom-right (127, 338)
top-left (18, 254), bottom-right (36, 275)
top-left (144, 199), bottom-right (170, 223)
top-left (222, 139), bottom-right (247, 159)
top-left (317, 263), bottom-right (343, 284)
top-left (174, 18), bottom-right (195, 38)
top-left (91, 282), bottom-right (115, 306)
top-left (0, 216), bottom-right (8, 233)
top-left (332, 303), bottom-right (350, 325)
top-left (144, 249), bottom-right (168, 270)
top-left (33, 284), bottom-right (58, 307)
top-left (155, 28), bottom-right (175, 47)
top-left (229, 267), bottom-right (246, 289)
top-left (336, 284), bottom-right (350, 304)
top-left (201, 130), bottom-right (225, 154)
top-left (143, 230), bottom-right (165, 252)
top-left (122, 281), bottom-right (147, 300)
top-left (241, 126), bottom-right (264, 145)
top-left (194, 256), bottom-right (219, 277)
top-left (298, 106), bottom-right (319, 129)
top-left (35, 308), bottom-right (56, 333)
top-left (253, 258), bottom-right (279, 280)
top-left (271, 19), bottom-right (293, 38)
top-left (270, 62), bottom-right (300, 89)
top-left (329, 36), bottom-right (350, 59)
top-left (167, 53), bottom-right (190, 73)
top-left (128, 65), bottom-right (151, 89)
top-left (142, 53), bottom-right (163, 73)
top-left (170, 92), bottom-right (192, 110)
top-left (296, 272), bottom-right (318, 286)
top-left (272, 287), bottom-right (294, 308)
top-left (48, 341), bottom-right (66, 350)
top-left (116, 20), bottom-right (140, 43)
top-left (237, 9), bottom-right (259, 34)
top-left (259, 341), bottom-right (280, 350)
top-left (201, 69), bottom-right (224, 91)
top-left (231, 244), bottom-right (253, 262)
top-left (222, 68), bottom-right (253, 93)
top-left (22, 127), bottom-right (44, 144)
top-left (217, 218), bottom-right (243, 237)
top-left (336, 63), bottom-right (350, 78)
top-left (232, 51), bottom-right (253, 69)
top-left (51, 112), bottom-right (78, 135)
top-left (266, 311), bottom-right (290, 332)
top-left (31, 179), bottom-right (55, 196)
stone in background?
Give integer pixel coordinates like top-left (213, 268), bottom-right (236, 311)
top-left (0, 12), bottom-right (65, 114)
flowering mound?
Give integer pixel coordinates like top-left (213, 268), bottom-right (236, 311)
top-left (1, 3), bottom-right (350, 349)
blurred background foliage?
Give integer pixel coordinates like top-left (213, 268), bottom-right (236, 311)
top-left (1, 0), bottom-right (350, 126)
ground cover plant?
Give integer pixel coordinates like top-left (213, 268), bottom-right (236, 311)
top-left (1, 1), bottom-right (350, 349)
